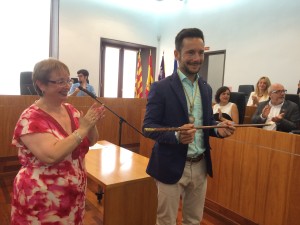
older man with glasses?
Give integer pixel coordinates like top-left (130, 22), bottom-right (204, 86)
top-left (251, 83), bottom-right (300, 132)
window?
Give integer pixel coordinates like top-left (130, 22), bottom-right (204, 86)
top-left (100, 38), bottom-right (156, 98)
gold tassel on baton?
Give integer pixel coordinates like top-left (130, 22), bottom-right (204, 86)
top-left (144, 123), bottom-right (271, 132)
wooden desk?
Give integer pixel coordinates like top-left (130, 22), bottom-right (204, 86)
top-left (0, 95), bottom-right (146, 158)
top-left (85, 140), bottom-right (157, 225)
top-left (207, 128), bottom-right (300, 225)
top-left (139, 126), bottom-right (300, 225)
top-left (139, 108), bottom-right (155, 158)
top-left (243, 106), bottom-right (257, 124)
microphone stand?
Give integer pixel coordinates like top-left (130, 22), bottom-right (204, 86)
top-left (77, 86), bottom-right (144, 147)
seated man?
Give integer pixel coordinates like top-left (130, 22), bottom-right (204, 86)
top-left (251, 83), bottom-right (300, 132)
top-left (68, 69), bottom-right (96, 97)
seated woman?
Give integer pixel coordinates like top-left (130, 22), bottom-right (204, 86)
top-left (247, 76), bottom-right (271, 106)
top-left (213, 86), bottom-right (239, 124)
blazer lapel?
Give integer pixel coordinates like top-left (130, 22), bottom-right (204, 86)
top-left (170, 73), bottom-right (189, 119)
top-left (280, 101), bottom-right (288, 114)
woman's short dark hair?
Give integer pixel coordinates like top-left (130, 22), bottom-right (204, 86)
top-left (175, 28), bottom-right (205, 52)
top-left (32, 58), bottom-right (70, 96)
top-left (215, 86), bottom-right (231, 103)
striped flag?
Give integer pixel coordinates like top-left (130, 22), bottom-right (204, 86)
top-left (158, 54), bottom-right (165, 81)
top-left (134, 51), bottom-right (143, 98)
top-left (145, 50), bottom-right (154, 98)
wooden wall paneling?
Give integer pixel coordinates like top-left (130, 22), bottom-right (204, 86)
top-left (139, 108), bottom-right (155, 158)
top-left (271, 131), bottom-right (296, 153)
top-left (252, 145), bottom-right (271, 224)
top-left (285, 155), bottom-right (300, 225)
top-left (238, 144), bottom-right (259, 220)
top-left (0, 96), bottom-right (38, 157)
top-left (0, 96), bottom-right (146, 158)
top-left (244, 106), bottom-right (257, 124)
top-left (207, 128), bottom-right (300, 225)
top-left (263, 151), bottom-right (291, 225)
top-left (206, 137), bottom-right (223, 201)
top-left (238, 128), bottom-right (269, 222)
top-left (139, 135), bottom-right (154, 158)
top-left (292, 135), bottom-right (300, 155)
top-left (90, 98), bottom-right (146, 145)
top-left (216, 138), bottom-right (243, 211)
top-left (139, 126), bottom-right (300, 224)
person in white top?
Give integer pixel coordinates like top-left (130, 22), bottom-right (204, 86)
top-left (213, 86), bottom-right (239, 124)
top-left (247, 76), bottom-right (271, 106)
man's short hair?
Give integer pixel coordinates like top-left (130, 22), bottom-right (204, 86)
top-left (175, 28), bottom-right (205, 51)
top-left (77, 69), bottom-right (89, 77)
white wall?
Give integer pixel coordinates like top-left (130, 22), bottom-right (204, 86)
top-left (157, 0), bottom-right (300, 93)
top-left (59, 0), bottom-right (160, 95)
top-left (60, 0), bottom-right (300, 95)
top-left (0, 0), bottom-right (51, 95)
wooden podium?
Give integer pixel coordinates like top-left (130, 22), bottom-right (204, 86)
top-left (207, 128), bottom-right (300, 225)
top-left (243, 106), bottom-right (257, 124)
top-left (85, 140), bottom-right (157, 225)
top-left (139, 126), bottom-right (300, 225)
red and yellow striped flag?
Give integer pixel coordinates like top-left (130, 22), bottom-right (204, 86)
top-left (145, 50), bottom-right (154, 98)
top-left (134, 51), bottom-right (143, 98)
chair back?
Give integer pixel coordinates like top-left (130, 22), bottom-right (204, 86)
top-left (238, 85), bottom-right (254, 103)
top-left (229, 92), bottom-right (246, 124)
top-left (20, 71), bottom-right (37, 95)
top-left (285, 94), bottom-right (300, 112)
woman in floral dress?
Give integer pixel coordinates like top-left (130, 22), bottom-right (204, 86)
top-left (11, 58), bottom-right (105, 224)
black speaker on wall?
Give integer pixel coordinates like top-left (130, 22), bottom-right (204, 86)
top-left (20, 71), bottom-right (37, 95)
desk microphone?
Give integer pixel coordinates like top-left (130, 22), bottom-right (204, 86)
top-left (77, 86), bottom-right (144, 145)
top-left (78, 86), bottom-right (97, 99)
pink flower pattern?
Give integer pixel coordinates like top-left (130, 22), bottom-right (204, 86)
top-left (11, 103), bottom-right (90, 225)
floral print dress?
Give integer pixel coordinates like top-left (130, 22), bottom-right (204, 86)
top-left (11, 103), bottom-right (90, 225)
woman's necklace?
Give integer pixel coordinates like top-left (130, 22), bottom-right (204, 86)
top-left (181, 81), bottom-right (198, 123)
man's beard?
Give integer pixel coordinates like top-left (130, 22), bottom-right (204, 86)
top-left (182, 62), bottom-right (201, 76)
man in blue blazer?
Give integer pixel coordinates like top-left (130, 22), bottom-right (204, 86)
top-left (143, 28), bottom-right (235, 225)
top-left (252, 83), bottom-right (300, 132)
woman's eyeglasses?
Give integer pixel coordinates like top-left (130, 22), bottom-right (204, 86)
top-left (47, 79), bottom-right (73, 87)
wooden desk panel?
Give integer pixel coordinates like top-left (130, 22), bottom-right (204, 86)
top-left (207, 128), bottom-right (300, 225)
top-left (0, 96), bottom-right (39, 157)
top-left (243, 106), bottom-right (257, 124)
top-left (139, 127), bottom-right (300, 224)
top-left (85, 140), bottom-right (157, 225)
top-left (139, 109), bottom-right (155, 158)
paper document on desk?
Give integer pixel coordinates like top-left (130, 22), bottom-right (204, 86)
top-left (89, 143), bottom-right (107, 150)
